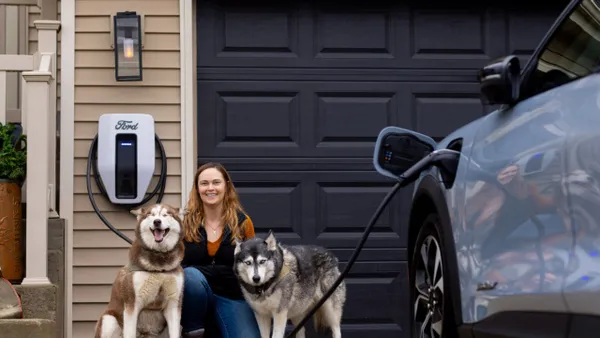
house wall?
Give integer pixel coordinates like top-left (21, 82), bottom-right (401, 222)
top-left (70, 0), bottom-right (182, 335)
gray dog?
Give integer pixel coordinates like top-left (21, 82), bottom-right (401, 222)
top-left (233, 231), bottom-right (346, 338)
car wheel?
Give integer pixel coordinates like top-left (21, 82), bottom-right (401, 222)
top-left (410, 213), bottom-right (458, 338)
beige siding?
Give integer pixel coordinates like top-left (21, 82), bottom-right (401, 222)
top-left (72, 0), bottom-right (181, 336)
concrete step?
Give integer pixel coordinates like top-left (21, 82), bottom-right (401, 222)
top-left (0, 318), bottom-right (55, 338)
top-left (13, 284), bottom-right (57, 320)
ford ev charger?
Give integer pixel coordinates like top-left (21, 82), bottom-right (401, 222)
top-left (86, 113), bottom-right (168, 244)
top-left (97, 113), bottom-right (155, 204)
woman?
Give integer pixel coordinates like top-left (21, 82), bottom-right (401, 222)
top-left (180, 162), bottom-right (261, 338)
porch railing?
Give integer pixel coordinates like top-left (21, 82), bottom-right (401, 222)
top-left (0, 18), bottom-right (60, 285)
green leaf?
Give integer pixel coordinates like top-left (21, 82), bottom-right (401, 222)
top-left (0, 122), bottom-right (27, 184)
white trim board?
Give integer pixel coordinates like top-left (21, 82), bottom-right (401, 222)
top-left (59, 0), bottom-right (75, 337)
top-left (180, 0), bottom-right (195, 208)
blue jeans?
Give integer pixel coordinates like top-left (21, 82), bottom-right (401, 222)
top-left (181, 267), bottom-right (262, 338)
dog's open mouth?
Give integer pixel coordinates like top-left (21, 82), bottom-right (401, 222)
top-left (152, 228), bottom-right (170, 243)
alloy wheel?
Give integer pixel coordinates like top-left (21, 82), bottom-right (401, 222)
top-left (413, 234), bottom-right (444, 338)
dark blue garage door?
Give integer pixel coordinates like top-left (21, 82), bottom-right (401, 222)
top-left (196, 1), bottom-right (566, 336)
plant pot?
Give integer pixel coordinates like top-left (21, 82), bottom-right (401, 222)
top-left (0, 179), bottom-right (23, 284)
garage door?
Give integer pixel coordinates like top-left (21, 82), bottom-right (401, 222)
top-left (196, 1), bottom-right (565, 336)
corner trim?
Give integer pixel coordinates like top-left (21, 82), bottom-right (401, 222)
top-left (59, 0), bottom-right (75, 337)
top-left (180, 0), bottom-right (194, 208)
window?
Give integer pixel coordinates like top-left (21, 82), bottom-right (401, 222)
top-left (522, 0), bottom-right (600, 98)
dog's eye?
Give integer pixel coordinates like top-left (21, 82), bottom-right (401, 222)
top-left (259, 259), bottom-right (266, 265)
top-left (245, 261), bottom-right (252, 266)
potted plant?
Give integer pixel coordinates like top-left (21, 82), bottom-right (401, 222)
top-left (0, 122), bottom-right (26, 283)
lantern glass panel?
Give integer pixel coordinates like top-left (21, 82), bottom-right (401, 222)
top-left (115, 15), bottom-right (141, 80)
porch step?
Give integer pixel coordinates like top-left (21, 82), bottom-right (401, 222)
top-left (1, 284), bottom-right (60, 338)
top-left (13, 284), bottom-right (57, 321)
top-left (0, 318), bottom-right (55, 338)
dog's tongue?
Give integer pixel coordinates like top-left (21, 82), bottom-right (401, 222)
top-left (153, 229), bottom-right (165, 242)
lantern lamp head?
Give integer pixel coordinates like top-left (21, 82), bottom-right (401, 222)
top-left (113, 11), bottom-right (143, 81)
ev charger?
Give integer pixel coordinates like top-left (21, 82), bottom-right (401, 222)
top-left (97, 113), bottom-right (155, 204)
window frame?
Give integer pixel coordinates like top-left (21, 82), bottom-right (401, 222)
top-left (516, 0), bottom-right (586, 103)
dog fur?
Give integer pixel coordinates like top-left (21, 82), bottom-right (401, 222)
top-left (233, 231), bottom-right (346, 338)
top-left (94, 203), bottom-right (186, 338)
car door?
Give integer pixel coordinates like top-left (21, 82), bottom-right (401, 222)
top-left (460, 0), bottom-right (600, 324)
top-left (550, 0), bottom-right (600, 321)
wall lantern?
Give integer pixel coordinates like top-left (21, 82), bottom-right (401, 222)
top-left (113, 11), bottom-right (143, 81)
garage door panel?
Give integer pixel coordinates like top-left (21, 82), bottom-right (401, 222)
top-left (409, 82), bottom-right (486, 140)
top-left (236, 179), bottom-right (304, 241)
top-left (197, 1), bottom-right (564, 70)
top-left (341, 273), bottom-right (407, 334)
top-left (197, 82), bottom-right (304, 158)
top-left (313, 180), bottom-right (404, 240)
top-left (212, 90), bottom-right (302, 145)
top-left (198, 80), bottom-right (484, 157)
top-left (197, 1), bottom-right (520, 70)
top-left (227, 170), bottom-right (410, 248)
top-left (198, 80), bottom-right (402, 158)
top-left (312, 6), bottom-right (398, 62)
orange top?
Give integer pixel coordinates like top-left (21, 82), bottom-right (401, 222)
top-left (207, 217), bottom-right (256, 256)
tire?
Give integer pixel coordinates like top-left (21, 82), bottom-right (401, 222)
top-left (409, 213), bottom-right (458, 338)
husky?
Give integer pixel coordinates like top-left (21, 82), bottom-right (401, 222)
top-left (94, 204), bottom-right (187, 338)
top-left (233, 231), bottom-right (346, 338)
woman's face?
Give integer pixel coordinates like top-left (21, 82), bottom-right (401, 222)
top-left (197, 168), bottom-right (227, 206)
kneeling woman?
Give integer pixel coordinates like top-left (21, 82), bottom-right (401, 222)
top-left (180, 162), bottom-right (261, 338)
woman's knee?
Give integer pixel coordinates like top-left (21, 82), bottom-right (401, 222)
top-left (214, 296), bottom-right (261, 338)
top-left (183, 267), bottom-right (212, 302)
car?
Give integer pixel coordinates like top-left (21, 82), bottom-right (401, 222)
top-left (372, 0), bottom-right (600, 337)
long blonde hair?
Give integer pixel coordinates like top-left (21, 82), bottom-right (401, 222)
top-left (183, 162), bottom-right (246, 243)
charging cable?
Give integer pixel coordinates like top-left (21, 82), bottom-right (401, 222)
top-left (286, 149), bottom-right (460, 337)
top-left (86, 134), bottom-right (168, 244)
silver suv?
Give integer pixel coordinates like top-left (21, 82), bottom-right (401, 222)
top-left (373, 0), bottom-right (600, 337)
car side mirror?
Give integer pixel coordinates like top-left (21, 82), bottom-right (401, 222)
top-left (373, 126), bottom-right (436, 180)
top-left (477, 55), bottom-right (521, 106)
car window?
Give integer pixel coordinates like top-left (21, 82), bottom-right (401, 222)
top-left (522, 0), bottom-right (600, 98)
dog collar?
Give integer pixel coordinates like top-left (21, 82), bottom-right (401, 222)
top-left (126, 262), bottom-right (145, 272)
top-left (125, 260), bottom-right (177, 273)
top-left (278, 263), bottom-right (291, 279)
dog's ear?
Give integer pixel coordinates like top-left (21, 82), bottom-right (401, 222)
top-left (130, 207), bottom-right (145, 220)
top-left (265, 230), bottom-right (277, 251)
top-left (234, 239), bottom-right (242, 255)
top-left (177, 207), bottom-right (188, 219)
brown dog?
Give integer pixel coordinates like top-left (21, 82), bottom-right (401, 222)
top-left (94, 204), bottom-right (186, 338)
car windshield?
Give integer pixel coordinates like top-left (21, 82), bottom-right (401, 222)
top-left (525, 0), bottom-right (600, 97)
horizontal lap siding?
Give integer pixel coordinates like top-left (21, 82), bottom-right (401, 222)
top-left (72, 0), bottom-right (181, 336)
